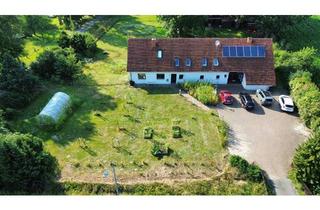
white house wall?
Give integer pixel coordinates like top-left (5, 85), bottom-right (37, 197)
top-left (130, 72), bottom-right (229, 85)
top-left (130, 72), bottom-right (270, 90)
top-left (241, 74), bottom-right (270, 91)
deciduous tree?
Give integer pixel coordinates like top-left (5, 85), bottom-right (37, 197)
top-left (157, 15), bottom-right (207, 37)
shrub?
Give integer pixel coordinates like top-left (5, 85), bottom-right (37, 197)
top-left (172, 126), bottom-right (182, 138)
top-left (58, 31), bottom-right (70, 48)
top-left (143, 127), bottom-right (153, 139)
top-left (194, 85), bottom-right (215, 105)
top-left (58, 178), bottom-right (267, 195)
top-left (0, 110), bottom-right (7, 134)
top-left (311, 118), bottom-right (320, 132)
top-left (58, 31), bottom-right (98, 57)
top-left (172, 118), bottom-right (182, 138)
top-left (151, 141), bottom-right (170, 158)
top-left (216, 119), bottom-right (228, 148)
top-left (181, 82), bottom-right (219, 105)
top-left (0, 133), bottom-right (59, 193)
top-left (31, 47), bottom-right (81, 82)
top-left (2, 108), bottom-right (18, 120)
top-left (229, 155), bottom-right (263, 183)
top-left (0, 54), bottom-right (39, 109)
top-left (289, 71), bottom-right (320, 129)
top-left (246, 164), bottom-right (263, 182)
top-left (292, 131), bottom-right (320, 195)
top-left (71, 97), bottom-right (84, 110)
top-left (275, 47), bottom-right (320, 87)
top-left (0, 91), bottom-right (30, 109)
top-left (229, 155), bottom-right (249, 174)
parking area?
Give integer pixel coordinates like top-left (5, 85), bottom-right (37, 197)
top-left (214, 85), bottom-right (310, 195)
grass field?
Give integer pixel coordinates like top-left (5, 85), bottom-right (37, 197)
top-left (10, 16), bottom-right (267, 194)
top-left (20, 17), bottom-right (63, 66)
top-left (13, 16), bottom-right (227, 183)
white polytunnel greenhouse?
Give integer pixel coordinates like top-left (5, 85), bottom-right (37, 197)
top-left (38, 92), bottom-right (71, 125)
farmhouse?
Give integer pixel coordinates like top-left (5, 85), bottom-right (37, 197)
top-left (127, 38), bottom-right (276, 90)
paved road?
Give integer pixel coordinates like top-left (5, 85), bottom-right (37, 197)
top-left (214, 85), bottom-right (309, 195)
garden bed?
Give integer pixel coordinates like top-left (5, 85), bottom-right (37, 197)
top-left (181, 82), bottom-right (219, 105)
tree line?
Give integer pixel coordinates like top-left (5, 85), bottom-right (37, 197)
top-left (157, 15), bottom-right (309, 42)
top-left (0, 16), bottom-right (98, 194)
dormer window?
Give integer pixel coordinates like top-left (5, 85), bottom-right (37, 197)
top-left (213, 58), bottom-right (219, 66)
top-left (157, 49), bottom-right (163, 59)
top-left (174, 58), bottom-right (180, 67)
top-left (201, 58), bottom-right (208, 67)
top-left (185, 58), bottom-right (192, 67)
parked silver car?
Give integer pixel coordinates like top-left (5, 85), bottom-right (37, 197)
top-left (256, 89), bottom-right (273, 106)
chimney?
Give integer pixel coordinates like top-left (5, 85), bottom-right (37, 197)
top-left (215, 39), bottom-right (221, 49)
top-left (247, 37), bottom-right (253, 44)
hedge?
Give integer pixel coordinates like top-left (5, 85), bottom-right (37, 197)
top-left (289, 71), bottom-right (320, 130)
top-left (292, 131), bottom-right (320, 195)
top-left (48, 177), bottom-right (267, 195)
top-left (274, 47), bottom-right (320, 88)
top-left (289, 71), bottom-right (320, 195)
top-left (229, 155), bottom-right (263, 183)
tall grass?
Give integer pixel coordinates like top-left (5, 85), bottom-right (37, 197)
top-left (181, 81), bottom-right (219, 105)
top-left (52, 178), bottom-right (267, 195)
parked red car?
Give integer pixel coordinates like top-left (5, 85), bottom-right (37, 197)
top-left (219, 90), bottom-right (234, 105)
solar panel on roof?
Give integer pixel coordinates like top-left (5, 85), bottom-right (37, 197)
top-left (251, 46), bottom-right (258, 57)
top-left (244, 46), bottom-right (251, 56)
top-left (222, 45), bottom-right (266, 58)
top-left (229, 46), bottom-right (236, 56)
top-left (236, 46), bottom-right (244, 57)
top-left (258, 46), bottom-right (266, 57)
top-left (222, 46), bottom-right (229, 56)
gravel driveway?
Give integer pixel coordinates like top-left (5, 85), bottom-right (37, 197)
top-left (214, 85), bottom-right (309, 195)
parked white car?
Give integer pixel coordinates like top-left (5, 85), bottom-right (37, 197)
top-left (279, 95), bottom-right (294, 112)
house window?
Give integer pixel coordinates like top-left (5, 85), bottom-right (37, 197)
top-left (174, 58), bottom-right (180, 67)
top-left (224, 74), bottom-right (227, 78)
top-left (138, 73), bottom-right (146, 80)
top-left (156, 74), bottom-right (165, 80)
top-left (185, 58), bottom-right (192, 67)
top-left (213, 58), bottom-right (219, 66)
top-left (200, 75), bottom-right (204, 80)
top-left (201, 58), bottom-right (208, 67)
top-left (216, 75), bottom-right (220, 79)
top-left (157, 49), bottom-right (163, 59)
top-left (179, 74), bottom-right (184, 80)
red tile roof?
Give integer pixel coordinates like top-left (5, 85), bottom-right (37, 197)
top-left (127, 38), bottom-right (276, 86)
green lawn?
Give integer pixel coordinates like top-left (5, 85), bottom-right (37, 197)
top-left (14, 15), bottom-right (227, 183)
top-left (20, 17), bottom-right (62, 66)
top-left (11, 16), bottom-right (266, 194)
top-left (13, 82), bottom-right (228, 184)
